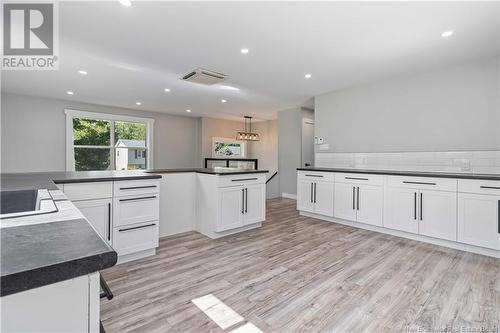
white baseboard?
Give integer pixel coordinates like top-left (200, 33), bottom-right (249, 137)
top-left (281, 192), bottom-right (297, 199)
top-left (299, 211), bottom-right (500, 259)
top-left (117, 248), bottom-right (156, 264)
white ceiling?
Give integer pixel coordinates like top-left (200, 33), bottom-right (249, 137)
top-left (2, 1), bottom-right (499, 120)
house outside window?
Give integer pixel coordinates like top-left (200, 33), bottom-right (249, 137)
top-left (65, 110), bottom-right (154, 171)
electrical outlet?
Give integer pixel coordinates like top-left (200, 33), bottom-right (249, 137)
top-left (461, 159), bottom-right (471, 171)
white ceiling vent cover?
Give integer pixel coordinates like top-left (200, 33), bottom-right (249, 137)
top-left (181, 68), bottom-right (227, 85)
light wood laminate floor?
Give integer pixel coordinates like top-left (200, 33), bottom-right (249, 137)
top-left (101, 198), bottom-right (500, 333)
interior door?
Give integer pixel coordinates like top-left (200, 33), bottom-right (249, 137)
top-left (419, 190), bottom-right (457, 241)
top-left (356, 185), bottom-right (384, 226)
top-left (314, 181), bottom-right (334, 217)
top-left (73, 199), bottom-right (112, 245)
top-left (301, 120), bottom-right (315, 167)
top-left (244, 184), bottom-right (265, 224)
top-left (334, 182), bottom-right (357, 221)
top-left (297, 179), bottom-right (314, 213)
top-left (384, 187), bottom-right (419, 234)
top-left (458, 193), bottom-right (500, 250)
top-left (217, 186), bottom-right (244, 232)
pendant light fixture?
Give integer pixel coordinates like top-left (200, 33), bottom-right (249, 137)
top-left (237, 116), bottom-right (260, 141)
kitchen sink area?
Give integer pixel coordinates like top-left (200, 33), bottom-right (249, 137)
top-left (0, 189), bottom-right (58, 220)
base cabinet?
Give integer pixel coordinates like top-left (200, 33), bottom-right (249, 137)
top-left (297, 179), bottom-right (334, 217)
top-left (419, 190), bottom-right (457, 241)
top-left (384, 187), bottom-right (419, 234)
top-left (334, 183), bottom-right (383, 227)
top-left (458, 193), bottom-right (500, 250)
top-left (73, 199), bottom-right (112, 246)
top-left (217, 186), bottom-right (245, 231)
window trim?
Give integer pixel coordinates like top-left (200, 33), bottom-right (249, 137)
top-left (65, 109), bottom-right (154, 171)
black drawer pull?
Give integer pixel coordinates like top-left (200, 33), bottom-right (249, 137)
top-left (497, 200), bottom-right (500, 234)
top-left (119, 223), bottom-right (156, 232)
top-left (119, 195), bottom-right (156, 202)
top-left (231, 178), bottom-right (258, 182)
top-left (480, 186), bottom-right (500, 190)
top-left (305, 174), bottom-right (323, 178)
top-left (345, 177), bottom-right (369, 181)
top-left (402, 181), bottom-right (437, 186)
top-left (120, 185), bottom-right (157, 190)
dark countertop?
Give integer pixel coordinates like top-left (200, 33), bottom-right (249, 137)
top-left (297, 167), bottom-right (500, 181)
top-left (146, 168), bottom-right (269, 175)
top-left (1, 218), bottom-right (117, 297)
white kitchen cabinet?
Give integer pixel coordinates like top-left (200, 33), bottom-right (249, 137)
top-left (333, 182), bottom-right (357, 221)
top-left (197, 173), bottom-right (266, 238)
top-left (458, 193), bottom-right (500, 250)
top-left (356, 185), bottom-right (384, 226)
top-left (384, 187), bottom-right (419, 234)
top-left (419, 190), bottom-right (457, 241)
top-left (217, 186), bottom-right (245, 231)
top-left (113, 221), bottom-right (159, 256)
top-left (113, 194), bottom-right (159, 227)
top-left (297, 172), bottom-right (334, 217)
top-left (73, 199), bottom-right (112, 246)
top-left (244, 184), bottom-right (266, 225)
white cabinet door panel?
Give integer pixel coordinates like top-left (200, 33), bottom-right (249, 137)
top-left (419, 190), bottom-right (457, 241)
top-left (113, 194), bottom-right (159, 227)
top-left (314, 181), bottom-right (334, 217)
top-left (458, 193), bottom-right (500, 250)
top-left (217, 186), bottom-right (244, 232)
top-left (113, 221), bottom-right (159, 256)
top-left (357, 185), bottom-right (383, 227)
top-left (334, 182), bottom-right (357, 221)
top-left (73, 199), bottom-right (112, 246)
top-left (297, 179), bottom-right (314, 213)
top-left (244, 184), bottom-right (266, 225)
top-left (385, 187), bottom-right (419, 234)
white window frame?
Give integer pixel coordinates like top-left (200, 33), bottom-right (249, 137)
top-left (65, 109), bottom-right (154, 171)
top-left (211, 137), bottom-right (246, 158)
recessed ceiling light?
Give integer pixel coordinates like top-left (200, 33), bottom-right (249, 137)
top-left (136, 102), bottom-right (141, 106)
top-left (221, 99), bottom-right (227, 103)
top-left (304, 73), bottom-right (312, 79)
top-left (66, 91), bottom-right (74, 95)
top-left (164, 88), bottom-right (171, 92)
top-left (78, 70), bottom-right (87, 75)
top-left (241, 48), bottom-right (249, 54)
top-left (119, 0), bottom-right (132, 6)
top-left (220, 85), bottom-right (240, 91)
top-left (186, 109), bottom-right (191, 113)
top-left (441, 30), bottom-right (453, 38)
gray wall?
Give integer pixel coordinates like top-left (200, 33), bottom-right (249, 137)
top-left (278, 108), bottom-right (303, 196)
top-left (1, 93), bottom-right (200, 173)
top-left (315, 57), bottom-right (500, 153)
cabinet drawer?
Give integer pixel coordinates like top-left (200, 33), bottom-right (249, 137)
top-left (458, 179), bottom-right (500, 195)
top-left (217, 174), bottom-right (266, 187)
top-left (334, 173), bottom-right (384, 186)
top-left (113, 221), bottom-right (159, 256)
top-left (387, 176), bottom-right (457, 192)
top-left (114, 179), bottom-right (160, 197)
top-left (63, 182), bottom-right (113, 201)
top-left (113, 194), bottom-right (159, 227)
top-left (297, 171), bottom-right (335, 182)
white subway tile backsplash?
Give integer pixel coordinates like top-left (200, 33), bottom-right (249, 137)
top-left (315, 150), bottom-right (500, 174)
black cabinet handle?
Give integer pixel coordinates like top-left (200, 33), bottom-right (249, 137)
top-left (414, 192), bottom-right (417, 220)
top-left (480, 186), bottom-right (500, 190)
top-left (232, 178), bottom-right (258, 182)
top-left (118, 223), bottom-right (156, 232)
top-left (245, 188), bottom-right (248, 213)
top-left (345, 177), bottom-right (369, 181)
top-left (99, 275), bottom-right (114, 300)
top-left (107, 202), bottom-right (111, 241)
top-left (119, 195), bottom-right (156, 202)
top-left (311, 183), bottom-right (314, 203)
top-left (352, 186), bottom-right (356, 209)
top-left (403, 181), bottom-right (436, 186)
top-left (356, 187), bottom-right (360, 210)
top-left (420, 192), bottom-right (423, 221)
top-left (242, 189), bottom-right (245, 214)
top-left (313, 183), bottom-right (317, 203)
top-left (305, 174), bottom-right (323, 178)
top-left (119, 185), bottom-right (157, 190)
top-left (497, 200), bottom-right (499, 234)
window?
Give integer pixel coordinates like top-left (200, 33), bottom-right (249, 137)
top-left (65, 110), bottom-right (154, 171)
top-left (212, 137), bottom-right (246, 158)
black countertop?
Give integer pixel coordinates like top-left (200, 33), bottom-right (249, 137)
top-left (297, 167), bottom-right (500, 181)
top-left (1, 218), bottom-right (117, 297)
top-left (147, 168), bottom-right (269, 175)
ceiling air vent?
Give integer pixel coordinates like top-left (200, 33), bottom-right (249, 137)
top-left (181, 68), bottom-right (227, 85)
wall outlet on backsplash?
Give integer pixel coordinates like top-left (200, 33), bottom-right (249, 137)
top-left (454, 159), bottom-right (471, 171)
